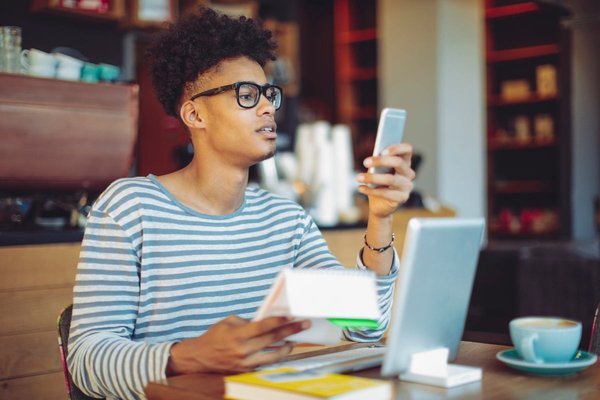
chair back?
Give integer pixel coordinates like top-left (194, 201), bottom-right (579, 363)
top-left (58, 304), bottom-right (101, 400)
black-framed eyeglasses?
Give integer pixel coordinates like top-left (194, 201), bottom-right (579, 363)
top-left (190, 81), bottom-right (283, 110)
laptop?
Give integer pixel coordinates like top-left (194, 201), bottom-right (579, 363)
top-left (263, 218), bottom-right (485, 376)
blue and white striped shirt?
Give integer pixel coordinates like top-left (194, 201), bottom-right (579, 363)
top-left (68, 175), bottom-right (398, 399)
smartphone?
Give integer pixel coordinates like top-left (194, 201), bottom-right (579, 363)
top-left (368, 108), bottom-right (407, 175)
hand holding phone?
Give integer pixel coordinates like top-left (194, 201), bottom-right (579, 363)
top-left (368, 108), bottom-right (407, 175)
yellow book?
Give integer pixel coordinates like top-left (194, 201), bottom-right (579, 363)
top-left (224, 368), bottom-right (391, 400)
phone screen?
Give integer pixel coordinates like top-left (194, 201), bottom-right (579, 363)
top-left (369, 108), bottom-right (406, 175)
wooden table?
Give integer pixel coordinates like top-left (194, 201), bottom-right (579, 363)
top-left (145, 341), bottom-right (600, 399)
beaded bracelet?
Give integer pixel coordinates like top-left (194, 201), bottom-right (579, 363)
top-left (363, 233), bottom-right (395, 253)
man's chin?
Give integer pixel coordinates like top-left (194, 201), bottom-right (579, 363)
top-left (254, 148), bottom-right (277, 164)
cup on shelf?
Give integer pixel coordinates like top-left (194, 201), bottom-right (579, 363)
top-left (20, 48), bottom-right (57, 78)
top-left (1, 26), bottom-right (22, 74)
top-left (509, 317), bottom-right (582, 364)
top-left (80, 62), bottom-right (100, 83)
top-left (98, 63), bottom-right (120, 82)
top-left (53, 52), bottom-right (83, 81)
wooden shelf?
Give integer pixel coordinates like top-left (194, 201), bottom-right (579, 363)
top-left (488, 228), bottom-right (560, 239)
top-left (336, 28), bottom-right (377, 44)
top-left (485, 1), bottom-right (571, 19)
top-left (491, 180), bottom-right (557, 194)
top-left (487, 93), bottom-right (558, 106)
top-left (485, 2), bottom-right (540, 19)
top-left (334, 0), bottom-right (379, 164)
top-left (0, 73), bottom-right (138, 190)
top-left (487, 44), bottom-right (560, 63)
top-left (488, 139), bottom-right (557, 151)
top-left (127, 0), bottom-right (178, 29)
top-left (348, 106), bottom-right (378, 120)
top-left (31, 0), bottom-right (177, 28)
top-left (31, 0), bottom-right (126, 22)
top-left (340, 67), bottom-right (377, 81)
top-left (484, 1), bottom-right (571, 240)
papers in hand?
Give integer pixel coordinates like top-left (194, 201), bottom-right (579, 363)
top-left (254, 268), bottom-right (381, 345)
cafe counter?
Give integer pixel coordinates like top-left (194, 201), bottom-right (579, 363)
top-left (0, 242), bottom-right (81, 400)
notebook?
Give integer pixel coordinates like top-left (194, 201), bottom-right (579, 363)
top-left (265, 218), bottom-right (485, 375)
top-left (225, 368), bottom-right (391, 400)
top-left (254, 268), bottom-right (381, 345)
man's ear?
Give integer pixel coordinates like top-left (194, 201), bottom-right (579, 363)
top-left (180, 101), bottom-right (205, 129)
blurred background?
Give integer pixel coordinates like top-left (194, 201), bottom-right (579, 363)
top-left (0, 1), bottom-right (598, 398)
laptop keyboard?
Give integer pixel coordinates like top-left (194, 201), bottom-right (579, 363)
top-left (260, 345), bottom-right (387, 373)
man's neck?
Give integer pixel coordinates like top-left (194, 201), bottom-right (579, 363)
top-left (158, 157), bottom-right (248, 215)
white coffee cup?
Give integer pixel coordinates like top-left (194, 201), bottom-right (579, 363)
top-left (20, 48), bottom-right (57, 76)
top-left (56, 66), bottom-right (82, 81)
top-left (53, 53), bottom-right (83, 81)
top-left (29, 64), bottom-right (57, 78)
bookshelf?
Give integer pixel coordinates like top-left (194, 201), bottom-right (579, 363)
top-left (30, 0), bottom-right (177, 28)
top-left (485, 0), bottom-right (572, 239)
top-left (30, 0), bottom-right (126, 22)
top-left (333, 0), bottom-right (379, 167)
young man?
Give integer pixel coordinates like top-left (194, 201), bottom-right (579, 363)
top-left (68, 8), bottom-right (414, 399)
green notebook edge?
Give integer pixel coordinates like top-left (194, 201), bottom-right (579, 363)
top-left (327, 318), bottom-right (380, 329)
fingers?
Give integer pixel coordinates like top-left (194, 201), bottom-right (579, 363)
top-left (241, 319), bottom-right (311, 354)
top-left (239, 342), bottom-right (295, 369)
top-left (383, 143), bottom-right (413, 163)
top-left (364, 144), bottom-right (415, 181)
top-left (358, 185), bottom-right (412, 203)
top-left (364, 156), bottom-right (415, 180)
top-left (358, 172), bottom-right (414, 191)
top-left (230, 317), bottom-right (310, 368)
top-left (237, 316), bottom-right (296, 339)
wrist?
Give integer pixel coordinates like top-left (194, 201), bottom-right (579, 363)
top-left (167, 340), bottom-right (209, 376)
top-left (364, 232), bottom-right (395, 253)
top-left (367, 212), bottom-right (393, 225)
top-left (166, 342), bottom-right (184, 376)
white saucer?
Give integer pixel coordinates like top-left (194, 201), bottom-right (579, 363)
top-left (496, 349), bottom-right (597, 376)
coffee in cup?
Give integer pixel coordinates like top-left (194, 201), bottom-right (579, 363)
top-left (509, 317), bottom-right (582, 364)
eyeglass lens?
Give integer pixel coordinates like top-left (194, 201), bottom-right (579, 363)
top-left (238, 83), bottom-right (281, 109)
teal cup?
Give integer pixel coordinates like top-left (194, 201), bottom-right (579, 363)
top-left (81, 62), bottom-right (99, 83)
top-left (98, 63), bottom-right (120, 82)
top-left (509, 317), bottom-right (582, 364)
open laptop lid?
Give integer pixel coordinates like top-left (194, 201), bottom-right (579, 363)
top-left (381, 218), bottom-right (485, 377)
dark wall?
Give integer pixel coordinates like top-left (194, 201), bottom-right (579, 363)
top-left (0, 0), bottom-right (124, 66)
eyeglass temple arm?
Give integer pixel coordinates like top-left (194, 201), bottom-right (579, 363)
top-left (191, 84), bottom-right (237, 100)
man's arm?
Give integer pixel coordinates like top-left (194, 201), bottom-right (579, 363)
top-left (166, 316), bottom-right (309, 375)
top-left (68, 209), bottom-right (173, 399)
top-left (358, 143), bottom-right (415, 275)
top-left (293, 214), bottom-right (398, 341)
top-left (71, 205), bottom-right (312, 394)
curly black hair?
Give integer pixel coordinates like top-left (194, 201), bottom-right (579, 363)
top-left (147, 7), bottom-right (277, 117)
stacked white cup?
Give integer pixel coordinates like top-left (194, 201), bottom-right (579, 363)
top-left (53, 52), bottom-right (83, 81)
top-left (20, 48), bottom-right (57, 77)
top-left (20, 49), bottom-right (84, 80)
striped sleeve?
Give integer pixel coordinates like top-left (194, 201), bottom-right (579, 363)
top-left (294, 214), bottom-right (398, 342)
top-left (67, 208), bottom-right (175, 400)
top-left (344, 248), bottom-right (398, 342)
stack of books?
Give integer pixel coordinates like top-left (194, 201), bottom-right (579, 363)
top-left (225, 368), bottom-right (391, 400)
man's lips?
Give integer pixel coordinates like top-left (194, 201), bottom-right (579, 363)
top-left (256, 123), bottom-right (277, 139)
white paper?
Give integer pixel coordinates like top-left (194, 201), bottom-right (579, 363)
top-left (254, 268), bottom-right (381, 345)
